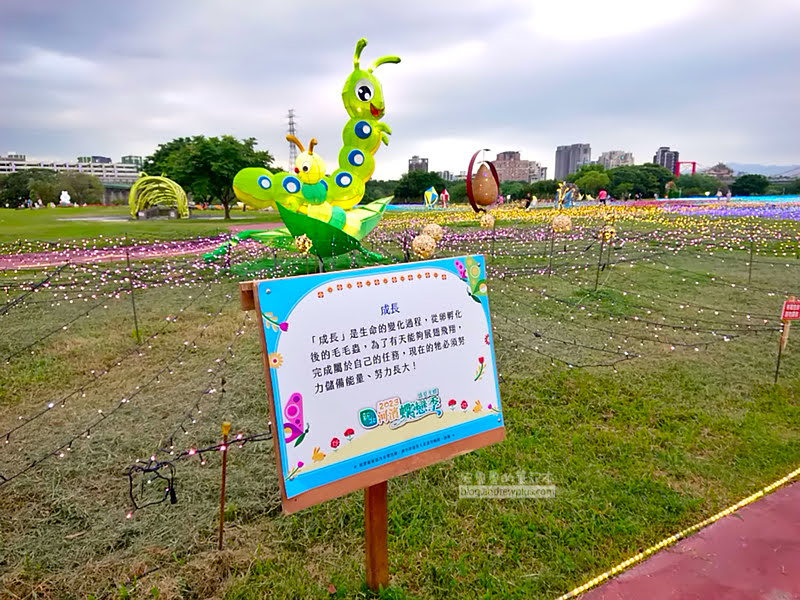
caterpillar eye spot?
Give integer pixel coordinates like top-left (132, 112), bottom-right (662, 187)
top-left (282, 176), bottom-right (301, 194)
top-left (348, 149), bottom-right (365, 167)
top-left (354, 120), bottom-right (371, 139)
top-left (335, 172), bottom-right (353, 188)
top-left (257, 175), bottom-right (272, 190)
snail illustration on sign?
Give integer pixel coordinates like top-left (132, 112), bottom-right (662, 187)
top-left (208, 38), bottom-right (401, 261)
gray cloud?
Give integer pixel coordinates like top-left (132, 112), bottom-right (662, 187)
top-left (1, 0), bottom-right (798, 178)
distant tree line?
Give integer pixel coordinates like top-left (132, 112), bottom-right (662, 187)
top-left (0, 170), bottom-right (105, 207)
top-left (5, 139), bottom-right (795, 214)
top-left (363, 165), bottom-right (797, 204)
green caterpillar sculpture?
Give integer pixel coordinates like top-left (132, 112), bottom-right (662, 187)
top-left (225, 38), bottom-right (400, 256)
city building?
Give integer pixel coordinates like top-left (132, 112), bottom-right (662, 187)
top-left (77, 155), bottom-right (112, 164)
top-left (0, 153), bottom-right (140, 183)
top-left (492, 151), bottom-right (548, 183)
top-left (408, 155), bottom-right (428, 173)
top-left (121, 155), bottom-right (144, 169)
top-left (703, 162), bottom-right (734, 183)
top-left (554, 144), bottom-right (591, 180)
top-left (436, 170), bottom-right (455, 182)
top-left (653, 146), bottom-right (679, 174)
top-left (6, 152), bottom-right (25, 161)
top-left (597, 150), bottom-right (634, 170)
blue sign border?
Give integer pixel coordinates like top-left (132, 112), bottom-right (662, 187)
top-left (256, 255), bottom-right (503, 499)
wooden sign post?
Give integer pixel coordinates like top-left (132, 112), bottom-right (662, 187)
top-left (364, 481), bottom-right (388, 589)
top-left (775, 296), bottom-right (798, 383)
top-left (240, 255), bottom-right (504, 590)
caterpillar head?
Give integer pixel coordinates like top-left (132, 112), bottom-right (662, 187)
top-left (287, 135), bottom-right (325, 184)
top-left (342, 38), bottom-right (400, 120)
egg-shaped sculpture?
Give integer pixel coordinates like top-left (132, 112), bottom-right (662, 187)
top-left (466, 149), bottom-right (501, 213)
top-left (472, 164), bottom-right (498, 206)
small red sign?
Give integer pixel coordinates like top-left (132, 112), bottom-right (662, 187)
top-left (782, 300), bottom-right (800, 321)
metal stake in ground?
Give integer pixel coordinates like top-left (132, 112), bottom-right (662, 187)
top-left (218, 421), bottom-right (230, 550)
top-left (365, 481), bottom-right (389, 591)
top-left (491, 219), bottom-right (497, 264)
top-left (124, 237), bottom-right (141, 343)
top-left (775, 295), bottom-right (796, 383)
top-left (594, 237), bottom-right (606, 292)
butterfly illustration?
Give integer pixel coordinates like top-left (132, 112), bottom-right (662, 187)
top-left (455, 257), bottom-right (487, 303)
top-left (283, 392), bottom-right (309, 447)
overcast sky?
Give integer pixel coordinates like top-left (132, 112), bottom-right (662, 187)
top-left (1, 0), bottom-right (798, 179)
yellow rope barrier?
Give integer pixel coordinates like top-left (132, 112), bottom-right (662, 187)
top-left (555, 464), bottom-right (800, 600)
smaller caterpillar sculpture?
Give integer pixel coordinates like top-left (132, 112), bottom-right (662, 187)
top-left (233, 38), bottom-right (400, 241)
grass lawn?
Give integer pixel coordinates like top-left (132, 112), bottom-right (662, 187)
top-left (0, 206), bottom-right (281, 249)
top-left (0, 206), bottom-right (798, 599)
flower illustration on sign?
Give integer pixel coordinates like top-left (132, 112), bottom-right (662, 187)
top-left (330, 437), bottom-right (340, 450)
top-left (344, 427), bottom-right (355, 441)
top-left (288, 461), bottom-right (304, 480)
top-left (474, 356), bottom-right (485, 381)
top-left (448, 399), bottom-right (457, 410)
top-left (262, 311), bottom-right (289, 332)
top-left (460, 400), bottom-right (468, 411)
top-left (268, 352), bottom-right (283, 368)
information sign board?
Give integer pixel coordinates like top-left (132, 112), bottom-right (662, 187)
top-left (252, 255), bottom-right (504, 513)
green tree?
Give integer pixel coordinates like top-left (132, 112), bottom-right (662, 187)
top-left (528, 179), bottom-right (559, 198)
top-left (674, 173), bottom-right (723, 197)
top-left (393, 171), bottom-right (447, 203)
top-left (606, 166), bottom-right (654, 197)
top-left (573, 171), bottom-right (610, 196)
top-left (56, 172), bottom-right (105, 205)
top-left (499, 181), bottom-right (527, 200)
top-left (143, 137), bottom-right (193, 174)
top-left (448, 181), bottom-right (467, 204)
top-left (606, 163), bottom-right (674, 198)
top-left (783, 178), bottom-right (800, 195)
top-left (638, 163), bottom-right (675, 194)
top-left (730, 174), bottom-right (769, 196)
top-left (0, 172), bottom-right (32, 207)
top-left (567, 163), bottom-right (605, 183)
top-left (612, 182), bottom-right (633, 200)
top-left (145, 135), bottom-right (273, 219)
top-left (0, 169), bottom-right (58, 207)
top-left (363, 179), bottom-right (398, 203)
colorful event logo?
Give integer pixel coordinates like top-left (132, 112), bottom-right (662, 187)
top-left (360, 388), bottom-right (443, 431)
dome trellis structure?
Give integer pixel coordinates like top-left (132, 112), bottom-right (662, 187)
top-left (129, 174), bottom-right (189, 219)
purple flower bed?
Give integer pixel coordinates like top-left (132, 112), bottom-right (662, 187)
top-left (663, 204), bottom-right (800, 221)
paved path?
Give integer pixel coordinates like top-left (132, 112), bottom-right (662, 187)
top-left (579, 481), bottom-right (800, 599)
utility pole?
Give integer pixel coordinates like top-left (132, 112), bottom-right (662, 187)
top-left (287, 109), bottom-right (298, 167)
